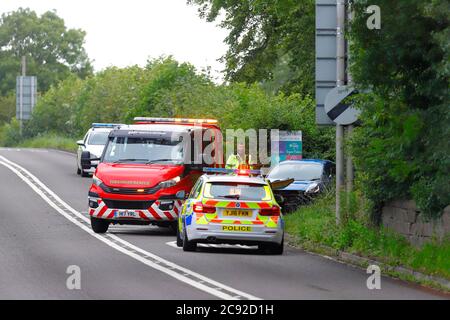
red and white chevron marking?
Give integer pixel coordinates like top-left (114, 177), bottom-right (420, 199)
top-left (89, 199), bottom-right (183, 221)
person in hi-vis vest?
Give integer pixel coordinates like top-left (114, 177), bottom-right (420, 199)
top-left (226, 143), bottom-right (253, 170)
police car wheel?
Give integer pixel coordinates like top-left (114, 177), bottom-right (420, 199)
top-left (182, 227), bottom-right (196, 252)
top-left (176, 226), bottom-right (183, 247)
top-left (91, 217), bottom-right (109, 233)
top-left (259, 239), bottom-right (284, 255)
top-left (269, 241), bottom-right (284, 255)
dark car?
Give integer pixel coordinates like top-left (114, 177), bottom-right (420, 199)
top-left (267, 160), bottom-right (335, 213)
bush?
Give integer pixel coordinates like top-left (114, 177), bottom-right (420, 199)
top-left (349, 0), bottom-right (450, 219)
top-left (18, 57), bottom-right (334, 160)
top-left (285, 193), bottom-right (450, 279)
top-left (18, 133), bottom-right (76, 153)
top-left (0, 118), bottom-right (21, 147)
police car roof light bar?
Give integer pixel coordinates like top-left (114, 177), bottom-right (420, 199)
top-left (134, 117), bottom-right (218, 125)
top-left (91, 123), bottom-right (123, 128)
top-left (203, 167), bottom-right (261, 176)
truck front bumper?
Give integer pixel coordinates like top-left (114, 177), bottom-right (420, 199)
top-left (88, 197), bottom-right (183, 222)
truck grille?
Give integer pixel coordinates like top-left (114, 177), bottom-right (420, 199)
top-left (100, 183), bottom-right (160, 195)
top-left (103, 199), bottom-right (154, 210)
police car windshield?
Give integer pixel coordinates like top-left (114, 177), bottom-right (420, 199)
top-left (268, 163), bottom-right (323, 181)
top-left (103, 136), bottom-right (183, 164)
top-left (204, 182), bottom-right (268, 201)
top-left (88, 132), bottom-right (110, 145)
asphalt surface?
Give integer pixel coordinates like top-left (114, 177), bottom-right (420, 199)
top-left (0, 148), bottom-right (447, 300)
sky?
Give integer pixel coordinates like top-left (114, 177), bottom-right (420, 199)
top-left (1, 0), bottom-right (228, 81)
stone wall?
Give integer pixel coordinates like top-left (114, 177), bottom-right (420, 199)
top-left (381, 200), bottom-right (450, 246)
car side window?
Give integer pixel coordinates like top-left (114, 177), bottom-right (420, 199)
top-left (189, 179), bottom-right (203, 199)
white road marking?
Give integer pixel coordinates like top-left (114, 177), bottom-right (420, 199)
top-left (0, 155), bottom-right (260, 300)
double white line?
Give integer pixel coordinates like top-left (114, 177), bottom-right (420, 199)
top-left (0, 155), bottom-right (260, 300)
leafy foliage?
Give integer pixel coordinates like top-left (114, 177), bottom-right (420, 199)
top-left (0, 8), bottom-right (93, 95)
top-left (285, 193), bottom-right (450, 279)
top-left (187, 0), bottom-right (315, 95)
top-left (3, 57), bottom-right (333, 160)
top-left (349, 0), bottom-right (450, 218)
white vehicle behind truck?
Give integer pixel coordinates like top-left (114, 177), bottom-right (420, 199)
top-left (76, 123), bottom-right (121, 177)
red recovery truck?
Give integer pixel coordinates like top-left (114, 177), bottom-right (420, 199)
top-left (81, 118), bottom-right (223, 233)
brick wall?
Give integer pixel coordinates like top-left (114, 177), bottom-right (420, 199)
top-left (381, 200), bottom-right (450, 246)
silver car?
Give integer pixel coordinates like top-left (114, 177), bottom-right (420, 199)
top-left (177, 173), bottom-right (284, 254)
top-left (76, 124), bottom-right (116, 177)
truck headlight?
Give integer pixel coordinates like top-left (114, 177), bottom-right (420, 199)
top-left (92, 174), bottom-right (103, 187)
top-left (305, 183), bottom-right (320, 194)
top-left (158, 176), bottom-right (181, 189)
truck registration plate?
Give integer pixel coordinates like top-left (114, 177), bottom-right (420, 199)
top-left (116, 210), bottom-right (138, 218)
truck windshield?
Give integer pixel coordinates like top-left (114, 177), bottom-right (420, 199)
top-left (103, 136), bottom-right (183, 164)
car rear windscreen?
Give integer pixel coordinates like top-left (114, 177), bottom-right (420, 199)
top-left (204, 182), bottom-right (271, 201)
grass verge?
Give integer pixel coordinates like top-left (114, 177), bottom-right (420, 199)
top-left (17, 134), bottom-right (77, 153)
top-left (284, 194), bottom-right (450, 282)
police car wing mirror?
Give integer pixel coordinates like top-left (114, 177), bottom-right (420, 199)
top-left (76, 140), bottom-right (85, 147)
top-left (270, 178), bottom-right (294, 190)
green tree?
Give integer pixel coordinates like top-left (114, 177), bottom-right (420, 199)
top-left (349, 0), bottom-right (449, 218)
top-left (0, 94), bottom-right (15, 124)
top-left (25, 75), bottom-right (84, 138)
top-left (74, 66), bottom-right (151, 135)
top-left (0, 8), bottom-right (92, 95)
top-left (187, 0), bottom-right (315, 95)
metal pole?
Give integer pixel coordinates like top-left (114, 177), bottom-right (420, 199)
top-left (346, 0), bottom-right (354, 194)
top-left (336, 125), bottom-right (344, 224)
top-left (335, 0), bottom-right (346, 225)
top-left (19, 56), bottom-right (26, 136)
top-left (22, 56), bottom-right (26, 76)
top-left (346, 125), bottom-right (354, 193)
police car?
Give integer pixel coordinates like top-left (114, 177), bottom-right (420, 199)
top-left (76, 123), bottom-right (122, 177)
top-left (177, 168), bottom-right (285, 254)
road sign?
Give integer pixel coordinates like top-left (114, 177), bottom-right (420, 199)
top-left (324, 86), bottom-right (360, 125)
top-left (315, 0), bottom-right (338, 125)
top-left (16, 76), bottom-right (37, 120)
top-left (271, 131), bottom-right (303, 166)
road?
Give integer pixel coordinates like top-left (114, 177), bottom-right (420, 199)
top-left (0, 148), bottom-right (446, 300)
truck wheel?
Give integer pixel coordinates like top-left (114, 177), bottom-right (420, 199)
top-left (77, 167), bottom-right (81, 175)
top-left (91, 217), bottom-right (109, 233)
top-left (176, 226), bottom-right (183, 247)
top-left (182, 227), bottom-right (196, 252)
top-left (168, 222), bottom-right (178, 235)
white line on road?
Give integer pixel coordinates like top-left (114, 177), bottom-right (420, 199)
top-left (0, 155), bottom-right (260, 300)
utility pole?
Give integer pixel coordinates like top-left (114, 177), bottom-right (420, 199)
top-left (335, 0), bottom-right (346, 225)
top-left (346, 0), bottom-right (354, 195)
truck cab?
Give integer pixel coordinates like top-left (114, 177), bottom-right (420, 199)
top-left (82, 118), bottom-right (223, 233)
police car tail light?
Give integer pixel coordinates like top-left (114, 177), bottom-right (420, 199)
top-left (259, 206), bottom-right (281, 217)
top-left (193, 202), bottom-right (216, 213)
